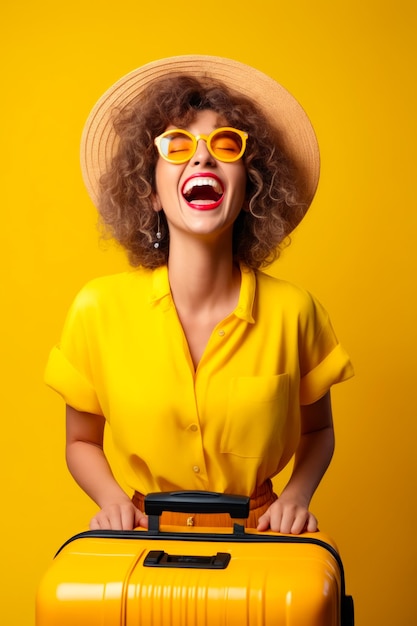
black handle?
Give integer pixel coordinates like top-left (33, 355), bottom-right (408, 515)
top-left (144, 491), bottom-right (250, 518)
top-left (143, 549), bottom-right (231, 569)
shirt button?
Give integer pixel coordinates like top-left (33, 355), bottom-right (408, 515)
top-left (192, 465), bottom-right (200, 473)
top-left (218, 330), bottom-right (225, 337)
top-left (190, 424), bottom-right (198, 432)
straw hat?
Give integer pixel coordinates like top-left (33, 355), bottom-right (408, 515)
top-left (80, 55), bottom-right (320, 215)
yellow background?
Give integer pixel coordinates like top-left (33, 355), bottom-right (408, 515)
top-left (1, 1), bottom-right (416, 624)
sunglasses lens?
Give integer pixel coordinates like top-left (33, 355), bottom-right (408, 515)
top-left (156, 128), bottom-right (247, 163)
top-left (210, 130), bottom-right (244, 161)
top-left (158, 131), bottom-right (194, 162)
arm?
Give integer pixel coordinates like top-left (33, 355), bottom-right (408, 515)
top-left (257, 390), bottom-right (335, 534)
top-left (65, 404), bottom-right (148, 530)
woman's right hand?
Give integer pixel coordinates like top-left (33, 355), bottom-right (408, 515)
top-left (90, 500), bottom-right (148, 530)
top-left (65, 405), bottom-right (149, 532)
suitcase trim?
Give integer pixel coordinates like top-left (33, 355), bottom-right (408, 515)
top-left (52, 529), bottom-right (354, 625)
top-left (54, 529), bottom-right (347, 593)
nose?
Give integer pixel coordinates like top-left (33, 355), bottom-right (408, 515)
top-left (192, 139), bottom-right (215, 166)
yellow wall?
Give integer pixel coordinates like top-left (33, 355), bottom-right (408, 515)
top-left (1, 1), bottom-right (416, 624)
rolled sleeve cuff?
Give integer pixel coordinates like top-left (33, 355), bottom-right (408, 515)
top-left (44, 346), bottom-right (103, 415)
top-left (299, 343), bottom-right (354, 405)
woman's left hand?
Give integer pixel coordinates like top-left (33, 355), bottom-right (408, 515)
top-left (257, 392), bottom-right (334, 534)
top-left (256, 495), bottom-right (318, 534)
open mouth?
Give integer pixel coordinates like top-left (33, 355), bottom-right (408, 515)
top-left (181, 175), bottom-right (224, 210)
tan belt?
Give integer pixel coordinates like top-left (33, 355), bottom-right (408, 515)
top-left (132, 479), bottom-right (277, 528)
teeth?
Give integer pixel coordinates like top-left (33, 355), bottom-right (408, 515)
top-left (183, 177), bottom-right (223, 196)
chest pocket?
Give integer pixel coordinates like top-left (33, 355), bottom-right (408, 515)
top-left (220, 374), bottom-right (290, 459)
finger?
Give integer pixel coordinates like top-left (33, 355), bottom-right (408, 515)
top-left (106, 508), bottom-right (124, 530)
top-left (89, 512), bottom-right (111, 530)
top-left (89, 517), bottom-right (100, 530)
top-left (265, 506), bottom-right (284, 533)
top-left (137, 513), bottom-right (148, 529)
top-left (256, 509), bottom-right (272, 531)
top-left (289, 511), bottom-right (310, 535)
top-left (91, 506), bottom-right (125, 531)
top-left (119, 506), bottom-right (136, 530)
top-left (132, 506), bottom-right (147, 529)
top-left (277, 507), bottom-right (299, 534)
top-left (305, 513), bottom-right (318, 533)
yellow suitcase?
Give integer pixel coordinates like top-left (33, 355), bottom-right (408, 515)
top-left (36, 492), bottom-right (354, 626)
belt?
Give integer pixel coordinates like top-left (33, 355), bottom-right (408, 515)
top-left (132, 479), bottom-right (277, 528)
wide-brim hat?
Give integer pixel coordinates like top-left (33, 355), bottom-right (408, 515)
top-left (81, 54), bottom-right (320, 219)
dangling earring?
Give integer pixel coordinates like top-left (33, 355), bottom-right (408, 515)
top-left (154, 211), bottom-right (162, 248)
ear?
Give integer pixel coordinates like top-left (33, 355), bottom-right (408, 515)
top-left (151, 193), bottom-right (162, 212)
top-left (241, 197), bottom-right (250, 213)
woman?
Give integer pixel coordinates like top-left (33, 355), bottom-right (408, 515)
top-left (45, 55), bottom-right (353, 534)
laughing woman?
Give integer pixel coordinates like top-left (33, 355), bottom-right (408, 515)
top-left (45, 56), bottom-right (353, 533)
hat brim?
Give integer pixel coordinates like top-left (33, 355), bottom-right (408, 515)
top-left (81, 55), bottom-right (320, 218)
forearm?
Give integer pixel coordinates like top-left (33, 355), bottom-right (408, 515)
top-left (66, 440), bottom-right (130, 508)
top-left (65, 405), bottom-right (144, 530)
top-left (258, 391), bottom-right (335, 533)
top-left (281, 425), bottom-right (335, 504)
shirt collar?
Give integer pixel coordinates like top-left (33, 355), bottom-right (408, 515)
top-left (150, 263), bottom-right (256, 323)
top-left (234, 264), bottom-right (256, 323)
top-left (149, 265), bottom-right (171, 310)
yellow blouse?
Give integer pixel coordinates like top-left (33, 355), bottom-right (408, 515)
top-left (44, 265), bottom-right (353, 497)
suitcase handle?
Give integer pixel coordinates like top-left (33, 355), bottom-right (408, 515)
top-left (144, 491), bottom-right (250, 532)
top-left (143, 549), bottom-right (231, 569)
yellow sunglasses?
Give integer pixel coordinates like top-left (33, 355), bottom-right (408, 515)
top-left (154, 127), bottom-right (248, 164)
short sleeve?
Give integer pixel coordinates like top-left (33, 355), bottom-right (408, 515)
top-left (298, 293), bottom-right (354, 405)
top-left (44, 282), bottom-right (104, 415)
top-left (44, 346), bottom-right (103, 414)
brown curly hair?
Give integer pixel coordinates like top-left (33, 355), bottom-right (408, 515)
top-left (98, 74), bottom-right (305, 269)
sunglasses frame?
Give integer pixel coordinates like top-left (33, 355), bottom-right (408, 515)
top-left (154, 127), bottom-right (248, 164)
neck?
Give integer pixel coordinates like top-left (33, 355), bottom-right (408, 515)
top-left (167, 233), bottom-right (239, 313)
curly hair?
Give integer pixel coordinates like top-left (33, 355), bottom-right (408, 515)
top-left (98, 74), bottom-right (306, 269)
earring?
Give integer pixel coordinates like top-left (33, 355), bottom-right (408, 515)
top-left (154, 212), bottom-right (162, 248)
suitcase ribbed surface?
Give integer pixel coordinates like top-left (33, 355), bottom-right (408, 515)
top-left (37, 524), bottom-right (353, 625)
